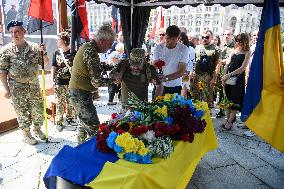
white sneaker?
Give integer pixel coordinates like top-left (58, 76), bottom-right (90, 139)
top-left (244, 130), bottom-right (256, 137)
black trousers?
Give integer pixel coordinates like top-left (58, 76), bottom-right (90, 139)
top-left (108, 83), bottom-right (121, 102)
top-left (163, 86), bottom-right (182, 95)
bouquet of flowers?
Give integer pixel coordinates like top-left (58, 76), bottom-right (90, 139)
top-left (154, 60), bottom-right (165, 74)
top-left (96, 93), bottom-right (207, 164)
top-left (217, 89), bottom-right (239, 110)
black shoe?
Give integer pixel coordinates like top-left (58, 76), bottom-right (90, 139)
top-left (56, 122), bottom-right (65, 132)
top-left (216, 111), bottom-right (225, 118)
top-left (66, 118), bottom-right (77, 126)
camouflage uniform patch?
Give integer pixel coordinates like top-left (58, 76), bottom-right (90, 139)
top-left (0, 42), bottom-right (44, 129)
top-left (55, 85), bottom-right (73, 124)
top-left (69, 89), bottom-right (99, 142)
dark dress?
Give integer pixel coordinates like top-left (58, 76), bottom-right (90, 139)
top-left (225, 53), bottom-right (246, 111)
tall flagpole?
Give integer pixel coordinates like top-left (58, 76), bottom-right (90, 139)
top-left (40, 20), bottom-right (48, 143)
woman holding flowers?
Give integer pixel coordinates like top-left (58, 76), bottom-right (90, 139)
top-left (221, 33), bottom-right (251, 130)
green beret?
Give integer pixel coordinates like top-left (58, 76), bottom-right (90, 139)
top-left (7, 20), bottom-right (23, 31)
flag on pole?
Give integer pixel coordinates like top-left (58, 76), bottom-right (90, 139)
top-left (111, 5), bottom-right (118, 33)
top-left (150, 6), bottom-right (164, 39)
top-left (241, 0), bottom-right (284, 152)
top-left (28, 0), bottom-right (54, 23)
top-left (28, 0), bottom-right (54, 142)
top-left (71, 0), bottom-right (89, 52)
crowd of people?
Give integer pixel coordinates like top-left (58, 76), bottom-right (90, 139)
top-left (0, 19), bottom-right (259, 145)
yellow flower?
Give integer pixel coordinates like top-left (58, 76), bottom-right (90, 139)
top-left (163, 94), bottom-right (173, 101)
top-left (128, 122), bottom-right (135, 129)
top-left (154, 105), bottom-right (168, 117)
top-left (218, 103), bottom-right (225, 109)
top-left (155, 96), bottom-right (164, 102)
top-left (134, 138), bottom-right (149, 155)
top-left (198, 81), bottom-right (206, 91)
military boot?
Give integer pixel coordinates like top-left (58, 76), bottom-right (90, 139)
top-left (22, 128), bottom-right (38, 145)
top-left (77, 128), bottom-right (87, 145)
top-left (34, 127), bottom-right (46, 140)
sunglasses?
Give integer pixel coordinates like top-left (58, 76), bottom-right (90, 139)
top-left (159, 33), bottom-right (165, 36)
top-left (202, 36), bottom-right (210, 40)
top-left (223, 33), bottom-right (232, 36)
top-left (235, 39), bottom-right (242, 43)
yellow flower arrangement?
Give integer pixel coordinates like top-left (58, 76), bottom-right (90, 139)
top-left (163, 94), bottom-right (174, 101)
top-left (155, 96), bottom-right (164, 102)
top-left (115, 132), bottom-right (149, 155)
top-left (154, 105), bottom-right (168, 117)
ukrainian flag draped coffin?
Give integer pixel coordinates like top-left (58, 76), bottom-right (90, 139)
top-left (241, 0), bottom-right (284, 152)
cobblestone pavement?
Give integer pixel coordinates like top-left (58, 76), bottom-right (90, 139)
top-left (0, 87), bottom-right (283, 189)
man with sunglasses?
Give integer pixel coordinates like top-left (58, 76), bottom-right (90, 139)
top-left (191, 30), bottom-right (221, 107)
top-left (215, 28), bottom-right (235, 118)
top-left (152, 25), bottom-right (189, 95)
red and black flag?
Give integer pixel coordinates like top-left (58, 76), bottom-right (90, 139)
top-left (71, 0), bottom-right (89, 52)
top-left (27, 0), bottom-right (54, 34)
top-left (111, 5), bottom-right (118, 33)
top-left (28, 0), bottom-right (54, 23)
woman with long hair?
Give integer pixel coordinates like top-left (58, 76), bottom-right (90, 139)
top-left (179, 32), bottom-right (195, 98)
top-left (221, 33), bottom-right (251, 130)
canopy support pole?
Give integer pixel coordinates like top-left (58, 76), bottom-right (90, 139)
top-left (130, 0), bottom-right (133, 48)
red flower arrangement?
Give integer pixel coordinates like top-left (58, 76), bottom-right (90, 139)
top-left (154, 60), bottom-right (165, 74)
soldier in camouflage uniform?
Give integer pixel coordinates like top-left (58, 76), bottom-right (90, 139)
top-left (191, 30), bottom-right (221, 107)
top-left (215, 28), bottom-right (235, 117)
top-left (110, 48), bottom-right (163, 111)
top-left (51, 32), bottom-right (76, 132)
top-left (0, 20), bottom-right (49, 145)
top-left (69, 25), bottom-right (116, 144)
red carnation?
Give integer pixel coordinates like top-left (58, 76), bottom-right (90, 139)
top-left (154, 60), bottom-right (165, 74)
top-left (111, 113), bottom-right (118, 119)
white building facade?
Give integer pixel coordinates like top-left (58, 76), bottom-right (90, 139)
top-left (85, 2), bottom-right (284, 37)
top-left (86, 2), bottom-right (112, 31)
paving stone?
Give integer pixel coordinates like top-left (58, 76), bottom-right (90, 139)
top-left (249, 148), bottom-right (284, 171)
top-left (202, 149), bottom-right (236, 169)
top-left (1, 173), bottom-right (40, 189)
top-left (10, 156), bottom-right (47, 176)
top-left (0, 157), bottom-right (19, 169)
top-left (0, 166), bottom-right (21, 185)
top-left (190, 163), bottom-right (228, 189)
top-left (253, 184), bottom-right (272, 189)
top-left (214, 164), bottom-right (263, 188)
top-left (219, 139), bottom-right (268, 170)
top-left (251, 165), bottom-right (284, 189)
top-left (186, 181), bottom-right (198, 189)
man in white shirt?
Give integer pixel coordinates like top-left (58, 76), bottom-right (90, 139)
top-left (152, 25), bottom-right (189, 95)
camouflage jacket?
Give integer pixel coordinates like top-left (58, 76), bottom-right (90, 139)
top-left (52, 49), bottom-right (75, 85)
top-left (69, 41), bottom-right (103, 92)
top-left (0, 41), bottom-right (42, 85)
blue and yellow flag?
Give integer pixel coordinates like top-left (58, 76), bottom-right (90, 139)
top-left (242, 0), bottom-right (284, 152)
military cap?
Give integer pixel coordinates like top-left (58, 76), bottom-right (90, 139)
top-left (129, 48), bottom-right (145, 65)
top-left (6, 20), bottom-right (23, 31)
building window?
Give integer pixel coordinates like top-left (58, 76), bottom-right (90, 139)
top-left (196, 28), bottom-right (200, 32)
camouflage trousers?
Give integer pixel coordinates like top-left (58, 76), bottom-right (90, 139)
top-left (9, 80), bottom-right (44, 130)
top-left (190, 73), bottom-right (214, 106)
top-left (55, 85), bottom-right (73, 123)
top-left (69, 89), bottom-right (99, 136)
